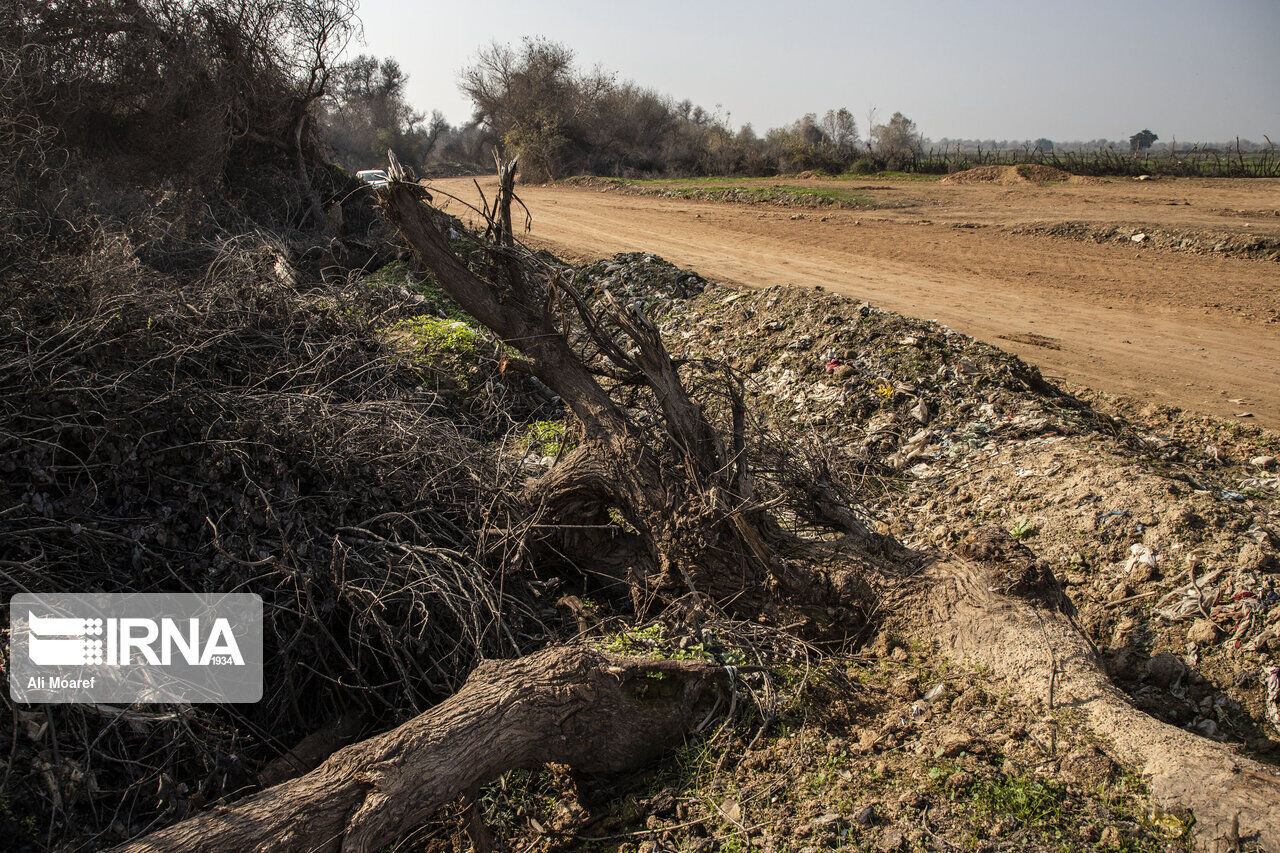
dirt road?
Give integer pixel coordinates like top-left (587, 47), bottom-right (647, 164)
top-left (433, 175), bottom-right (1280, 428)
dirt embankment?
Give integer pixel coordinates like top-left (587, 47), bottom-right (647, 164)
top-left (614, 251), bottom-right (1280, 752)
top-left (434, 175), bottom-right (1280, 429)
top-left (942, 164), bottom-right (1075, 184)
top-left (543, 253), bottom-right (1280, 852)
top-left (558, 175), bottom-right (895, 210)
top-left (1012, 220), bottom-right (1280, 261)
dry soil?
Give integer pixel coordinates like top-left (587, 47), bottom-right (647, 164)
top-left (432, 174), bottom-right (1280, 429)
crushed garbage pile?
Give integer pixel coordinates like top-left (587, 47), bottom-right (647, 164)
top-left (1011, 221), bottom-right (1280, 264)
top-left (580, 252), bottom-right (1280, 758)
top-left (581, 253), bottom-right (1121, 451)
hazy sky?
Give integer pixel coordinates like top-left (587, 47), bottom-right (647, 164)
top-left (355, 0), bottom-right (1279, 143)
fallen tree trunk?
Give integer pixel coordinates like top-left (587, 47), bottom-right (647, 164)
top-left (117, 646), bottom-right (727, 853)
top-left (377, 167), bottom-right (800, 612)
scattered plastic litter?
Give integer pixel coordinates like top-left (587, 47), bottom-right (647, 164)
top-left (1124, 544), bottom-right (1158, 570)
top-left (597, 250), bottom-right (1280, 735)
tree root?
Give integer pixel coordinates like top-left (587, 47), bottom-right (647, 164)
top-left (116, 647), bottom-right (727, 853)
top-left (916, 529), bottom-right (1280, 851)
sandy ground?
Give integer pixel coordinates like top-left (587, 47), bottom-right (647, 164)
top-left (431, 175), bottom-right (1280, 428)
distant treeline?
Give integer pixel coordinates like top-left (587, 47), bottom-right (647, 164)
top-left (321, 38), bottom-right (922, 180)
top-left (322, 38), bottom-right (1278, 180)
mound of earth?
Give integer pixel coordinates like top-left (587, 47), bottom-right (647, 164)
top-left (943, 164), bottom-right (1073, 185)
top-left (587, 252), bottom-right (1280, 759)
top-left (1013, 220), bottom-right (1280, 264)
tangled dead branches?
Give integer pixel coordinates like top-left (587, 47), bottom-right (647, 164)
top-left (0, 221), bottom-right (555, 846)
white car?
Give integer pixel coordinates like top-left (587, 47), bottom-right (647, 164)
top-left (356, 169), bottom-right (389, 188)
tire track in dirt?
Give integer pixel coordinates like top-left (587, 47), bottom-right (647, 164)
top-left (434, 177), bottom-right (1280, 429)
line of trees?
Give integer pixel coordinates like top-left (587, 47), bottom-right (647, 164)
top-left (322, 38), bottom-right (925, 180)
top-left (320, 37), bottom-right (1275, 181)
top-left (322, 55), bottom-right (490, 175)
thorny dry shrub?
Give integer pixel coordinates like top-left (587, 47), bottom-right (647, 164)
top-left (0, 0), bottom-right (402, 289)
top-left (4, 0), bottom-right (366, 230)
top-left (0, 45), bottom-right (60, 268)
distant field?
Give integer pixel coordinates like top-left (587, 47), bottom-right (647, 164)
top-left (911, 147), bottom-right (1280, 178)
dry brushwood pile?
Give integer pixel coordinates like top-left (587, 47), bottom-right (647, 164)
top-left (0, 149), bottom-right (556, 853)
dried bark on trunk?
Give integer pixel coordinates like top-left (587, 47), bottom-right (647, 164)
top-left (117, 647), bottom-right (726, 853)
top-left (377, 168), bottom-right (807, 612)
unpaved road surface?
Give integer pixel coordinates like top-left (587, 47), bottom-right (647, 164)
top-left (433, 175), bottom-right (1280, 428)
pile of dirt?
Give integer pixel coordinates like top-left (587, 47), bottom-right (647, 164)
top-left (578, 253), bottom-right (1280, 761)
top-left (943, 164), bottom-right (1072, 185)
top-left (1013, 220), bottom-right (1280, 264)
top-left (578, 255), bottom-right (1111, 444)
top-left (1017, 163), bottom-right (1075, 183)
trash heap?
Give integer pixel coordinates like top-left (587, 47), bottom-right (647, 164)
top-left (583, 251), bottom-right (1280, 752)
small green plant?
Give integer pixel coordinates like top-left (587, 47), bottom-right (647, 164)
top-left (598, 622), bottom-right (724, 665)
top-left (606, 506), bottom-right (638, 534)
top-left (361, 259), bottom-right (411, 290)
top-left (392, 316), bottom-right (480, 355)
top-left (364, 261), bottom-right (472, 321)
top-left (521, 419), bottom-right (571, 456)
top-left (0, 796), bottom-right (37, 841)
top-left (966, 773), bottom-right (1064, 827)
top-left (1008, 515), bottom-right (1035, 540)
top-left (602, 622), bottom-right (667, 657)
